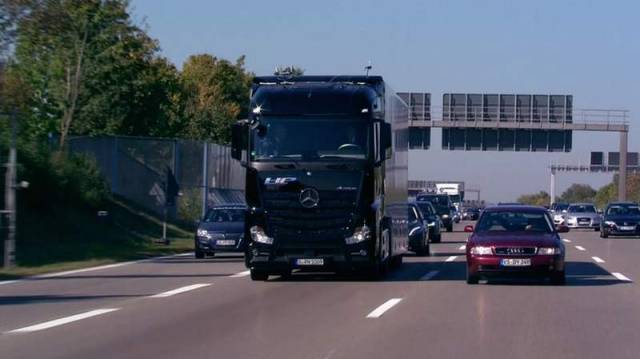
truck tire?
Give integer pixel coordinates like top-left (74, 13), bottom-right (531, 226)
top-left (250, 269), bottom-right (269, 281)
top-left (466, 270), bottom-right (479, 285)
top-left (431, 233), bottom-right (442, 243)
top-left (447, 224), bottom-right (453, 232)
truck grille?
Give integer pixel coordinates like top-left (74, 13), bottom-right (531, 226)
top-left (262, 190), bottom-right (357, 244)
top-left (494, 247), bottom-right (537, 256)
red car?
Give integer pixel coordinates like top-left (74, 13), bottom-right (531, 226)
top-left (465, 205), bottom-right (568, 285)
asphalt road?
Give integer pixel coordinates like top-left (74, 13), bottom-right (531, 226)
top-left (1, 222), bottom-right (639, 359)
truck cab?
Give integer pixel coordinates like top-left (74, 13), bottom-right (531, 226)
top-left (231, 76), bottom-right (408, 280)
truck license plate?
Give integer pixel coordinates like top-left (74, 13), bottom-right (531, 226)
top-left (501, 258), bottom-right (531, 267)
top-left (296, 258), bottom-right (324, 266)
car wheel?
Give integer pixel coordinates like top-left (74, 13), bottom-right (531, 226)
top-left (550, 271), bottom-right (566, 285)
top-left (466, 270), bottom-right (479, 285)
top-left (195, 249), bottom-right (205, 259)
top-left (600, 229), bottom-right (609, 238)
top-left (432, 233), bottom-right (442, 243)
top-left (594, 227), bottom-right (600, 232)
top-left (250, 269), bottom-right (269, 281)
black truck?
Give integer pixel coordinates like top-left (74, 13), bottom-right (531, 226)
top-left (231, 76), bottom-right (409, 280)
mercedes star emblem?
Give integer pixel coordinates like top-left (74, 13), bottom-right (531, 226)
top-left (299, 188), bottom-right (320, 208)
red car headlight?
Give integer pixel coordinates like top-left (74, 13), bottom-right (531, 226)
top-left (537, 247), bottom-right (561, 255)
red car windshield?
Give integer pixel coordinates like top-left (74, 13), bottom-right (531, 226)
top-left (476, 211), bottom-right (554, 234)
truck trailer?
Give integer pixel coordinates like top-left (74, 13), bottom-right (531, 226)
top-left (231, 75), bottom-right (409, 280)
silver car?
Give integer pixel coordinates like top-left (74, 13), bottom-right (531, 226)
top-left (564, 203), bottom-right (601, 230)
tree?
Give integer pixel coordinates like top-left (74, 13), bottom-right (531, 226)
top-left (559, 184), bottom-right (596, 204)
top-left (517, 191), bottom-right (550, 207)
top-left (179, 54), bottom-right (253, 144)
top-left (594, 174), bottom-right (640, 209)
top-left (9, 0), bottom-right (179, 145)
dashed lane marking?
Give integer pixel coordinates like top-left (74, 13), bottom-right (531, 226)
top-left (149, 283), bottom-right (212, 298)
top-left (458, 245), bottom-right (466, 250)
top-left (612, 272), bottom-right (632, 282)
top-left (592, 256), bottom-right (605, 263)
top-left (445, 256), bottom-right (457, 262)
top-left (7, 308), bottom-right (120, 333)
top-left (420, 270), bottom-right (440, 281)
top-left (575, 246), bottom-right (586, 251)
top-left (366, 298), bottom-right (403, 318)
top-left (562, 239), bottom-right (571, 243)
top-left (230, 270), bottom-right (250, 278)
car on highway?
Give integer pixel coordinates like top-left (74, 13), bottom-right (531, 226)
top-left (462, 207), bottom-right (481, 221)
top-left (600, 202), bottom-right (640, 238)
top-left (195, 204), bottom-right (247, 258)
top-left (564, 203), bottom-right (601, 231)
top-left (465, 205), bottom-right (568, 285)
top-left (550, 203), bottom-right (570, 225)
top-left (408, 203), bottom-right (430, 256)
top-left (415, 200), bottom-right (443, 243)
top-left (416, 193), bottom-right (455, 232)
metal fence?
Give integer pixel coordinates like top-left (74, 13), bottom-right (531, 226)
top-left (68, 136), bottom-right (245, 223)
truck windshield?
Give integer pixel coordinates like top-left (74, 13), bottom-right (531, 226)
top-left (250, 117), bottom-right (370, 161)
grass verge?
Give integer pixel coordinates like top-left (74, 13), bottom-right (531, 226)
top-left (0, 198), bottom-right (195, 280)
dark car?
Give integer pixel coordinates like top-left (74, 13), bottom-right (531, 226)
top-left (600, 202), bottom-right (640, 238)
top-left (408, 203), bottom-right (430, 256)
top-left (415, 201), bottom-right (443, 242)
top-left (463, 207), bottom-right (481, 221)
top-left (195, 204), bottom-right (247, 258)
top-left (416, 193), bottom-right (455, 232)
top-left (465, 206), bottom-right (568, 285)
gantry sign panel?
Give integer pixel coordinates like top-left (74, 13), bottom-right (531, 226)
top-left (441, 94), bottom-right (573, 152)
top-left (590, 151), bottom-right (640, 171)
top-left (399, 92), bottom-right (431, 150)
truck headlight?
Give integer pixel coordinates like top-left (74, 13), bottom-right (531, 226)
top-left (197, 229), bottom-right (211, 239)
top-left (345, 225), bottom-right (371, 245)
top-left (469, 246), bottom-right (492, 255)
top-left (250, 226), bottom-right (274, 245)
top-left (442, 214), bottom-right (449, 219)
top-left (537, 247), bottom-right (561, 255)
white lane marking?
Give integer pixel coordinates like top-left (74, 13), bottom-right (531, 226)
top-left (366, 298), bottom-right (403, 318)
top-left (458, 245), bottom-right (466, 250)
top-left (149, 283), bottom-right (211, 298)
top-left (420, 270), bottom-right (440, 281)
top-left (0, 253), bottom-right (195, 287)
top-left (445, 256), bottom-right (457, 262)
top-left (592, 256), bottom-right (605, 263)
top-left (7, 308), bottom-right (119, 333)
top-left (230, 270), bottom-right (250, 278)
top-left (37, 262), bottom-right (132, 278)
top-left (612, 272), bottom-right (632, 282)
top-left (575, 246), bottom-right (586, 251)
top-left (562, 239), bottom-right (571, 243)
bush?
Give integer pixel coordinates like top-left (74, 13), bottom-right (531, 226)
top-left (18, 142), bottom-right (110, 211)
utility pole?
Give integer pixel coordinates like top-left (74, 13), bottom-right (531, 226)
top-left (618, 130), bottom-right (628, 201)
top-left (4, 110), bottom-right (17, 269)
top-left (549, 167), bottom-right (556, 207)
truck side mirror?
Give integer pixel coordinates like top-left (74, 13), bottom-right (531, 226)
top-left (231, 122), bottom-right (247, 161)
top-left (380, 122), bottom-right (392, 160)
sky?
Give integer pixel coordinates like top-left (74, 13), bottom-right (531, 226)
top-left (132, 0), bottom-right (639, 202)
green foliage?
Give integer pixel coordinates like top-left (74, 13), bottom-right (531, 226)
top-left (18, 141), bottom-right (110, 210)
top-left (517, 191), bottom-right (550, 206)
top-left (558, 183), bottom-right (596, 204)
top-left (179, 54), bottom-right (253, 144)
top-left (594, 174), bottom-right (640, 208)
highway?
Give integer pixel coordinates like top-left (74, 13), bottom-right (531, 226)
top-left (1, 222), bottom-right (639, 359)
